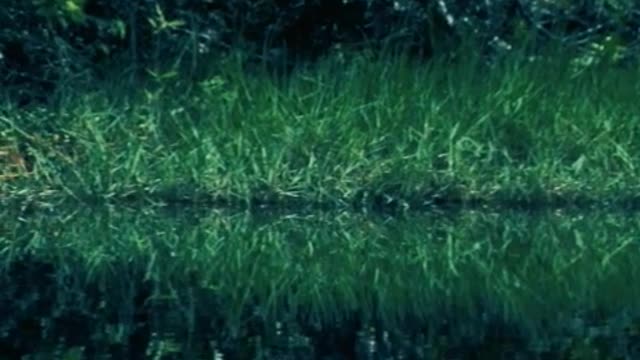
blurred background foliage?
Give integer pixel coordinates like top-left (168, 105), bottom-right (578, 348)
top-left (1, 0), bottom-right (639, 104)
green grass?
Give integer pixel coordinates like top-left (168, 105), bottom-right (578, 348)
top-left (2, 46), bottom-right (640, 208)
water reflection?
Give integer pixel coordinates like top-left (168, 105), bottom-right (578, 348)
top-left (1, 206), bottom-right (639, 359)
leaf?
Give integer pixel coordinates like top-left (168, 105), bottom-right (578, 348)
top-left (166, 19), bottom-right (186, 29)
top-left (64, 0), bottom-right (86, 23)
top-left (571, 155), bottom-right (586, 174)
top-left (111, 19), bottom-right (127, 39)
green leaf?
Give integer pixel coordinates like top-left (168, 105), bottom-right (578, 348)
top-left (64, 0), bottom-right (86, 23)
top-left (111, 19), bottom-right (127, 39)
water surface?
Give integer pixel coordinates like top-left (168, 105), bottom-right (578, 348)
top-left (1, 206), bottom-right (639, 359)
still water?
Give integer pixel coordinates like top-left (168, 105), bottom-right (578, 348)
top-left (1, 205), bottom-right (639, 359)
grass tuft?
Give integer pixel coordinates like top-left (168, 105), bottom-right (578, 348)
top-left (2, 47), bottom-right (639, 209)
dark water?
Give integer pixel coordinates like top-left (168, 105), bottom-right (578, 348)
top-left (1, 205), bottom-right (639, 359)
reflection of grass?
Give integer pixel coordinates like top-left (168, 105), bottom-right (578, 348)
top-left (3, 207), bottom-right (640, 357)
top-left (3, 206), bottom-right (640, 330)
top-left (2, 47), bottom-right (640, 208)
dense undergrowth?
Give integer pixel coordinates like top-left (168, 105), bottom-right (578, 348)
top-left (2, 45), bottom-right (640, 209)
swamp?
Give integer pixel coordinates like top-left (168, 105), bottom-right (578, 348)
top-left (2, 0), bottom-right (640, 358)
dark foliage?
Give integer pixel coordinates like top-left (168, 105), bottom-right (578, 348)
top-left (1, 0), bottom-right (640, 103)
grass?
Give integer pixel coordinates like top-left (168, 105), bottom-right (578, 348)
top-left (1, 45), bottom-right (640, 209)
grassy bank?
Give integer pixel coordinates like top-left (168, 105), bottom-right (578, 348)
top-left (2, 47), bottom-right (640, 209)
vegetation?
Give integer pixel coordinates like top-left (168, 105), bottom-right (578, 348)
top-left (3, 0), bottom-right (640, 101)
top-left (3, 3), bottom-right (640, 358)
top-left (2, 42), bottom-right (640, 209)
top-left (2, 0), bottom-right (640, 208)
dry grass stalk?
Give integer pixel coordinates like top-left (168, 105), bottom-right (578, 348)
top-left (0, 145), bottom-right (29, 181)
